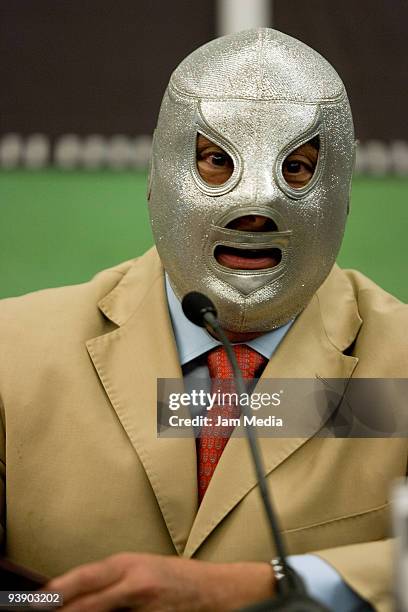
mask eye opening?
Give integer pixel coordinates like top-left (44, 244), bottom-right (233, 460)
top-left (281, 134), bottom-right (320, 191)
top-left (195, 132), bottom-right (235, 187)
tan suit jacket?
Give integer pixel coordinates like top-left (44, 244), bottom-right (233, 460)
top-left (0, 247), bottom-right (407, 611)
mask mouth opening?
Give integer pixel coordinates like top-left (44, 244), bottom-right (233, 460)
top-left (214, 245), bottom-right (282, 270)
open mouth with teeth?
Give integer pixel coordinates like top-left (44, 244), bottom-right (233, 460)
top-left (214, 246), bottom-right (282, 270)
top-left (214, 215), bottom-right (282, 270)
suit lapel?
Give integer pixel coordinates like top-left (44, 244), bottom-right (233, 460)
top-left (184, 267), bottom-right (363, 557)
top-left (86, 249), bottom-right (198, 555)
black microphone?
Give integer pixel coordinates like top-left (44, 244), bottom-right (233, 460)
top-left (181, 291), bottom-right (217, 328)
top-left (182, 291), bottom-right (329, 612)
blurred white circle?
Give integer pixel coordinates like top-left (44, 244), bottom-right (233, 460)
top-left (54, 134), bottom-right (82, 169)
top-left (364, 140), bottom-right (391, 176)
top-left (0, 133), bottom-right (23, 168)
top-left (390, 140), bottom-right (408, 176)
top-left (130, 135), bottom-right (152, 170)
top-left (354, 142), bottom-right (367, 175)
top-left (106, 135), bottom-right (132, 170)
top-left (81, 135), bottom-right (107, 169)
top-left (23, 133), bottom-right (50, 168)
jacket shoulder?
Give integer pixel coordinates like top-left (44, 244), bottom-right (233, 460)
top-left (0, 259), bottom-right (137, 341)
top-left (342, 267), bottom-right (406, 317)
top-left (341, 268), bottom-right (408, 375)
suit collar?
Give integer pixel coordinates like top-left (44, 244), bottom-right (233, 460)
top-left (315, 264), bottom-right (363, 352)
top-left (96, 249), bottom-right (163, 327)
top-left (87, 248), bottom-right (362, 557)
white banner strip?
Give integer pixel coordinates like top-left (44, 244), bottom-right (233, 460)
top-left (216, 0), bottom-right (272, 37)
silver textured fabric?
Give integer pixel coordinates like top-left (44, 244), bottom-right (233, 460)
top-left (148, 28), bottom-right (355, 332)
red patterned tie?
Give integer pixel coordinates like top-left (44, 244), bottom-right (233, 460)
top-left (197, 345), bottom-right (267, 503)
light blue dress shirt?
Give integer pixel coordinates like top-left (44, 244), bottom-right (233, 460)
top-left (165, 276), bottom-right (369, 611)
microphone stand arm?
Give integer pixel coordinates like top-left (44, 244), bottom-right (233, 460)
top-left (204, 312), bottom-right (291, 583)
top-left (203, 312), bottom-right (330, 611)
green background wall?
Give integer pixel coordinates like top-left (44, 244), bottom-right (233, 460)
top-left (0, 171), bottom-right (407, 302)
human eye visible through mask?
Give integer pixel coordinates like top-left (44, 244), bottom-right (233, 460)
top-left (196, 133), bottom-right (234, 185)
top-left (282, 135), bottom-right (320, 189)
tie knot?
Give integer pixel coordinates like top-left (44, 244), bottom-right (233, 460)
top-left (206, 344), bottom-right (267, 381)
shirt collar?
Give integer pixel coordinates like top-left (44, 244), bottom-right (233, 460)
top-left (165, 274), bottom-right (294, 366)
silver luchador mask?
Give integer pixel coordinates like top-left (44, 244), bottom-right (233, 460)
top-left (148, 28), bottom-right (355, 333)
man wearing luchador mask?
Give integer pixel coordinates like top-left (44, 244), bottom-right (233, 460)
top-left (0, 28), bottom-right (406, 612)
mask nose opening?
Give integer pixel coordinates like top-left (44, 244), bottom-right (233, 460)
top-left (226, 215), bottom-right (278, 232)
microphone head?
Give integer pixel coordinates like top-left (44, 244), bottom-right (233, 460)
top-left (182, 292), bottom-right (217, 327)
